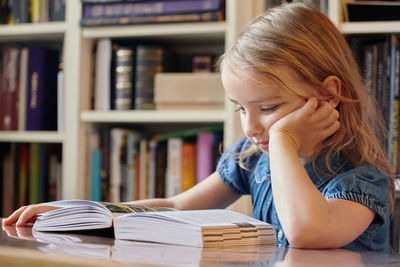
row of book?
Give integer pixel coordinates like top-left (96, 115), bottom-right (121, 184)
top-left (348, 34), bottom-right (400, 174)
top-left (0, 45), bottom-right (63, 131)
top-left (0, 0), bottom-right (65, 24)
top-left (0, 143), bottom-right (62, 217)
top-left (94, 39), bottom-right (219, 111)
top-left (89, 126), bottom-right (223, 203)
top-left (80, 0), bottom-right (225, 27)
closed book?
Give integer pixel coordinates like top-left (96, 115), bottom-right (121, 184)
top-left (82, 0), bottom-right (225, 19)
top-left (9, 0), bottom-right (29, 24)
top-left (95, 38), bottom-right (112, 111)
top-left (126, 131), bottom-right (141, 201)
top-left (181, 142), bottom-right (196, 192)
top-left (18, 48), bottom-right (28, 131)
top-left (196, 132), bottom-right (214, 184)
top-left (0, 46), bottom-right (20, 131)
top-left (154, 72), bottom-right (224, 110)
top-left (29, 143), bottom-right (40, 204)
top-left (155, 140), bottom-right (167, 198)
top-left (148, 140), bottom-right (157, 199)
top-left (114, 45), bottom-right (134, 110)
top-left (26, 46), bottom-right (59, 131)
top-left (49, 0), bottom-right (65, 21)
top-left (134, 45), bottom-right (163, 110)
top-left (110, 128), bottom-right (125, 202)
top-left (18, 143), bottom-right (29, 206)
top-left (90, 128), bottom-right (102, 201)
top-left (38, 144), bottom-right (47, 203)
top-left (139, 139), bottom-right (149, 199)
top-left (80, 10), bottom-right (223, 26)
top-left (166, 137), bottom-right (182, 197)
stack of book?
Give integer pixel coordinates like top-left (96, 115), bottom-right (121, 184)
top-left (80, 0), bottom-right (225, 27)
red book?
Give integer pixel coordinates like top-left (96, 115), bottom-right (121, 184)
top-left (0, 46), bottom-right (20, 130)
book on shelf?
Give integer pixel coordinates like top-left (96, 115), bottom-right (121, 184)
top-left (114, 45), bottom-right (135, 110)
top-left (0, 46), bottom-right (20, 131)
top-left (32, 199), bottom-right (276, 247)
top-left (26, 46), bottom-right (60, 131)
top-left (94, 38), bottom-right (112, 111)
top-left (80, 0), bottom-right (225, 26)
top-left (154, 72), bottom-right (225, 110)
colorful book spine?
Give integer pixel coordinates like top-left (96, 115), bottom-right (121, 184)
top-left (196, 132), bottom-right (214, 184)
top-left (181, 142), bottom-right (196, 192)
top-left (82, 0), bottom-right (224, 19)
top-left (126, 131), bottom-right (140, 201)
top-left (18, 48), bottom-right (28, 131)
top-left (0, 46), bottom-right (20, 131)
top-left (18, 143), bottom-right (28, 206)
top-left (29, 143), bottom-right (40, 204)
top-left (90, 128), bottom-right (102, 201)
top-left (94, 38), bottom-right (112, 111)
top-left (148, 140), bottom-right (157, 199)
top-left (26, 46), bottom-right (59, 131)
top-left (134, 45), bottom-right (163, 110)
top-left (38, 144), bottom-right (47, 203)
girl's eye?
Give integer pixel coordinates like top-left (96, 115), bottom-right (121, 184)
top-left (261, 105), bottom-right (279, 112)
top-left (234, 105), bottom-right (246, 113)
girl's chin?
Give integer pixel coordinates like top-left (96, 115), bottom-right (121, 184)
top-left (258, 143), bottom-right (269, 152)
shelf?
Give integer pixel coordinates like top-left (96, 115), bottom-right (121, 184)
top-left (81, 110), bottom-right (226, 123)
top-left (341, 21), bottom-right (400, 34)
top-left (0, 22), bottom-right (66, 42)
top-left (82, 21), bottom-right (226, 41)
top-left (0, 131), bottom-right (65, 143)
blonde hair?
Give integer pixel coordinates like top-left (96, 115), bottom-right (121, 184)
top-left (219, 3), bottom-right (395, 213)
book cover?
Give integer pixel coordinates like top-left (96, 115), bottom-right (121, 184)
top-left (9, 0), bottom-right (29, 24)
top-left (0, 46), bottom-right (20, 131)
top-left (139, 139), bottom-right (149, 199)
top-left (49, 0), bottom-right (65, 21)
top-left (26, 46), bottom-right (59, 131)
top-left (18, 143), bottom-right (28, 206)
top-left (82, 0), bottom-right (225, 19)
top-left (155, 140), bottom-right (167, 198)
top-left (126, 131), bottom-right (141, 201)
top-left (114, 45), bottom-right (134, 110)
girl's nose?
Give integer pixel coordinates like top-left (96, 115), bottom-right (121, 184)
top-left (243, 114), bottom-right (264, 137)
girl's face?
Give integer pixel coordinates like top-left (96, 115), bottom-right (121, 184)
top-left (221, 66), bottom-right (317, 153)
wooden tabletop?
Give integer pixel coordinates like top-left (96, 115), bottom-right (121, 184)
top-left (1, 224), bottom-right (400, 267)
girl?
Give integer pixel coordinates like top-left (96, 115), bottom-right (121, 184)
top-left (3, 3), bottom-right (395, 251)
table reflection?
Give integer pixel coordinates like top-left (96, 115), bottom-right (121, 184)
top-left (2, 225), bottom-right (400, 267)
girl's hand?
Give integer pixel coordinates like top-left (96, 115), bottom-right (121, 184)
top-left (2, 205), bottom-right (61, 227)
top-left (269, 97), bottom-right (340, 158)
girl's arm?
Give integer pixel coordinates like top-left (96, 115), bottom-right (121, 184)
top-left (126, 172), bottom-right (241, 210)
top-left (269, 98), bottom-right (374, 249)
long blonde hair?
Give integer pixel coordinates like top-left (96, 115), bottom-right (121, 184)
top-left (219, 3), bottom-right (395, 213)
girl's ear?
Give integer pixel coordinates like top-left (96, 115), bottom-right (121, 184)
top-left (322, 76), bottom-right (341, 108)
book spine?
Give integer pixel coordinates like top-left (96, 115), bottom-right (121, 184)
top-left (0, 46), bottom-right (20, 131)
top-left (110, 128), bottom-right (125, 202)
top-left (82, 0), bottom-right (224, 19)
top-left (80, 10), bottom-right (223, 26)
top-left (90, 128), bottom-right (102, 201)
top-left (391, 36), bottom-right (400, 173)
top-left (134, 45), bottom-right (163, 110)
top-left (126, 132), bottom-right (139, 201)
top-left (18, 48), bottom-right (28, 131)
top-left (9, 0), bottom-right (30, 24)
top-left (114, 45), bottom-right (134, 110)
top-left (148, 139), bottom-right (157, 198)
top-left (100, 128), bottom-right (110, 201)
top-left (18, 143), bottom-right (28, 206)
top-left (95, 38), bottom-right (112, 111)
top-left (57, 69), bottom-right (64, 131)
top-left (49, 0), bottom-right (65, 21)
top-left (196, 132), bottom-right (214, 184)
top-left (26, 46), bottom-right (59, 131)
top-left (38, 144), bottom-right (47, 203)
top-left (29, 143), bottom-right (40, 204)
top-left (30, 0), bottom-right (40, 23)
top-left (181, 142), bottom-right (196, 192)
top-left (166, 138), bottom-right (182, 197)
top-left (139, 139), bottom-right (149, 199)
top-left (2, 147), bottom-right (14, 217)
top-left (155, 140), bottom-right (167, 198)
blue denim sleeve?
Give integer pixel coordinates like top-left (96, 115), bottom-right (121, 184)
top-left (216, 137), bottom-right (252, 194)
top-left (322, 165), bottom-right (389, 225)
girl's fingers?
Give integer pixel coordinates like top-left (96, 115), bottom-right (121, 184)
top-left (2, 206), bottom-right (29, 226)
top-left (16, 205), bottom-right (60, 227)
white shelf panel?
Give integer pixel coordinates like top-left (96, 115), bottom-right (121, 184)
top-left (82, 22), bottom-right (226, 40)
top-left (0, 22), bottom-right (66, 41)
top-left (341, 21), bottom-right (400, 34)
top-left (0, 131), bottom-right (65, 143)
top-left (81, 110), bottom-right (226, 123)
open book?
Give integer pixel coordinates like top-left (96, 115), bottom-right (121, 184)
top-left (33, 200), bottom-right (276, 247)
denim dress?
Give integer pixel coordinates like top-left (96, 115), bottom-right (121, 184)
top-left (216, 137), bottom-right (391, 252)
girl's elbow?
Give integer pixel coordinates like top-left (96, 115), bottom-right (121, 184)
top-left (284, 226), bottom-right (339, 249)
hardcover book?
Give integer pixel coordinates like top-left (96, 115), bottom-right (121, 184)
top-left (32, 199), bottom-right (276, 248)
